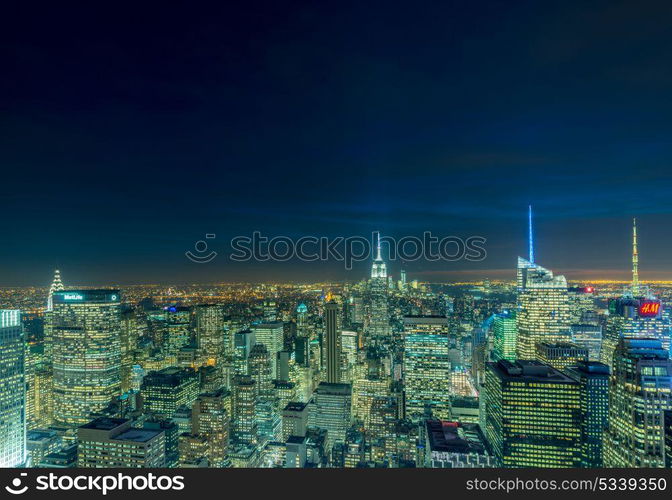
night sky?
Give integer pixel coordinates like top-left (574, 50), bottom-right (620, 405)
top-left (3, 1), bottom-right (672, 285)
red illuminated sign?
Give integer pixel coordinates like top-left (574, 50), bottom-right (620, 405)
top-left (639, 301), bottom-right (661, 317)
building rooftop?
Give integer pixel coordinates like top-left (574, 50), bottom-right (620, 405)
top-left (488, 359), bottom-right (576, 383)
top-left (315, 382), bottom-right (352, 394)
top-left (80, 417), bottom-right (128, 431)
top-left (284, 402), bottom-right (308, 412)
top-left (425, 420), bottom-right (487, 455)
top-left (115, 428), bottom-right (162, 443)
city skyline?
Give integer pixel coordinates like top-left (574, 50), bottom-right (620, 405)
top-left (0, 210), bottom-right (663, 287)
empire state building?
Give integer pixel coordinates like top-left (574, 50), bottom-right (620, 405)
top-left (366, 234), bottom-right (391, 340)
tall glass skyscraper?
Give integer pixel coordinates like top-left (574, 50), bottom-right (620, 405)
top-left (516, 258), bottom-right (571, 360)
top-left (195, 304), bottom-right (226, 367)
top-left (366, 235), bottom-right (390, 340)
top-left (0, 310), bottom-right (27, 467)
top-left (484, 359), bottom-right (582, 467)
top-left (491, 311), bottom-right (517, 362)
top-left (402, 315), bottom-right (451, 420)
top-left (49, 290), bottom-right (122, 427)
top-left (601, 297), bottom-right (669, 369)
top-left (603, 338), bottom-right (672, 467)
top-left (565, 361), bottom-right (610, 468)
top-left (324, 301), bottom-right (342, 383)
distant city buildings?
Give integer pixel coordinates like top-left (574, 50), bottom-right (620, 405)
top-left (1, 211), bottom-right (671, 470)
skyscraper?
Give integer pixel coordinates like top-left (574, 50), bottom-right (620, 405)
top-left (565, 361), bottom-right (610, 468)
top-left (516, 207), bottom-right (571, 360)
top-left (252, 321), bottom-right (284, 377)
top-left (402, 315), bottom-right (451, 420)
top-left (49, 290), bottom-right (122, 427)
top-left (366, 233), bottom-right (390, 340)
top-left (324, 301), bottom-right (342, 383)
top-left (603, 338), bottom-right (672, 467)
top-left (195, 304), bottom-right (226, 367)
top-left (484, 360), bottom-right (582, 467)
top-left (536, 342), bottom-right (588, 371)
top-left (193, 390), bottom-right (231, 467)
top-left (491, 311), bottom-right (517, 362)
top-left (77, 418), bottom-right (166, 467)
top-left (516, 258), bottom-right (571, 360)
top-left (309, 382), bottom-right (352, 451)
top-left (231, 376), bottom-right (257, 446)
top-left (141, 367), bottom-right (199, 419)
top-left (632, 217), bottom-right (639, 296)
top-left (46, 269), bottom-right (64, 312)
top-left (248, 344), bottom-right (280, 444)
top-left (0, 310), bottom-right (27, 467)
top-left (601, 297), bottom-right (668, 368)
top-left (600, 220), bottom-right (670, 367)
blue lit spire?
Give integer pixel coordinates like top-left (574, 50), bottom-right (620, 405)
top-left (371, 232), bottom-right (387, 278)
top-left (528, 205), bottom-right (534, 264)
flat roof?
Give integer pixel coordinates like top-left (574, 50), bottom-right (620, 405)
top-left (80, 418), bottom-right (127, 431)
top-left (284, 401), bottom-right (308, 412)
top-left (425, 420), bottom-right (486, 454)
top-left (488, 359), bottom-right (576, 383)
top-left (115, 429), bottom-right (162, 443)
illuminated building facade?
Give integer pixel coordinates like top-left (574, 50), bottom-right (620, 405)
top-left (178, 433), bottom-right (210, 467)
top-left (309, 382), bottom-right (352, 451)
top-left (248, 344), bottom-right (280, 443)
top-left (324, 301), bottom-right (342, 383)
top-left (282, 401), bottom-right (309, 441)
top-left (603, 338), bottom-right (672, 467)
top-left (193, 389), bottom-right (231, 467)
top-left (231, 375), bottom-right (258, 446)
top-left (141, 367), bottom-right (199, 419)
top-left (516, 258), bottom-right (571, 360)
top-left (366, 235), bottom-right (390, 340)
top-left (601, 297), bottom-right (669, 369)
top-left (570, 324), bottom-right (602, 361)
top-left (77, 418), bottom-right (165, 467)
top-left (565, 361), bottom-right (609, 468)
top-left (195, 304), bottom-right (225, 367)
top-left (402, 315), bottom-right (451, 420)
top-left (484, 359), bottom-right (582, 467)
top-left (252, 321), bottom-right (284, 377)
top-left (536, 342), bottom-right (588, 371)
top-left (0, 310), bottom-right (26, 467)
top-left (352, 377), bottom-right (390, 428)
top-left (49, 290), bottom-right (122, 427)
top-left (491, 311), bottom-right (517, 362)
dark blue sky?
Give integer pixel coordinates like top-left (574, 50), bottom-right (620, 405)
top-left (2, 1), bottom-right (672, 285)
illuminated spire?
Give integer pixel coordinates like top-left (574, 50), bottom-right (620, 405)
top-left (528, 205), bottom-right (535, 264)
top-left (46, 269), bottom-right (64, 311)
top-left (632, 217), bottom-right (639, 296)
top-left (371, 232), bottom-right (387, 278)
